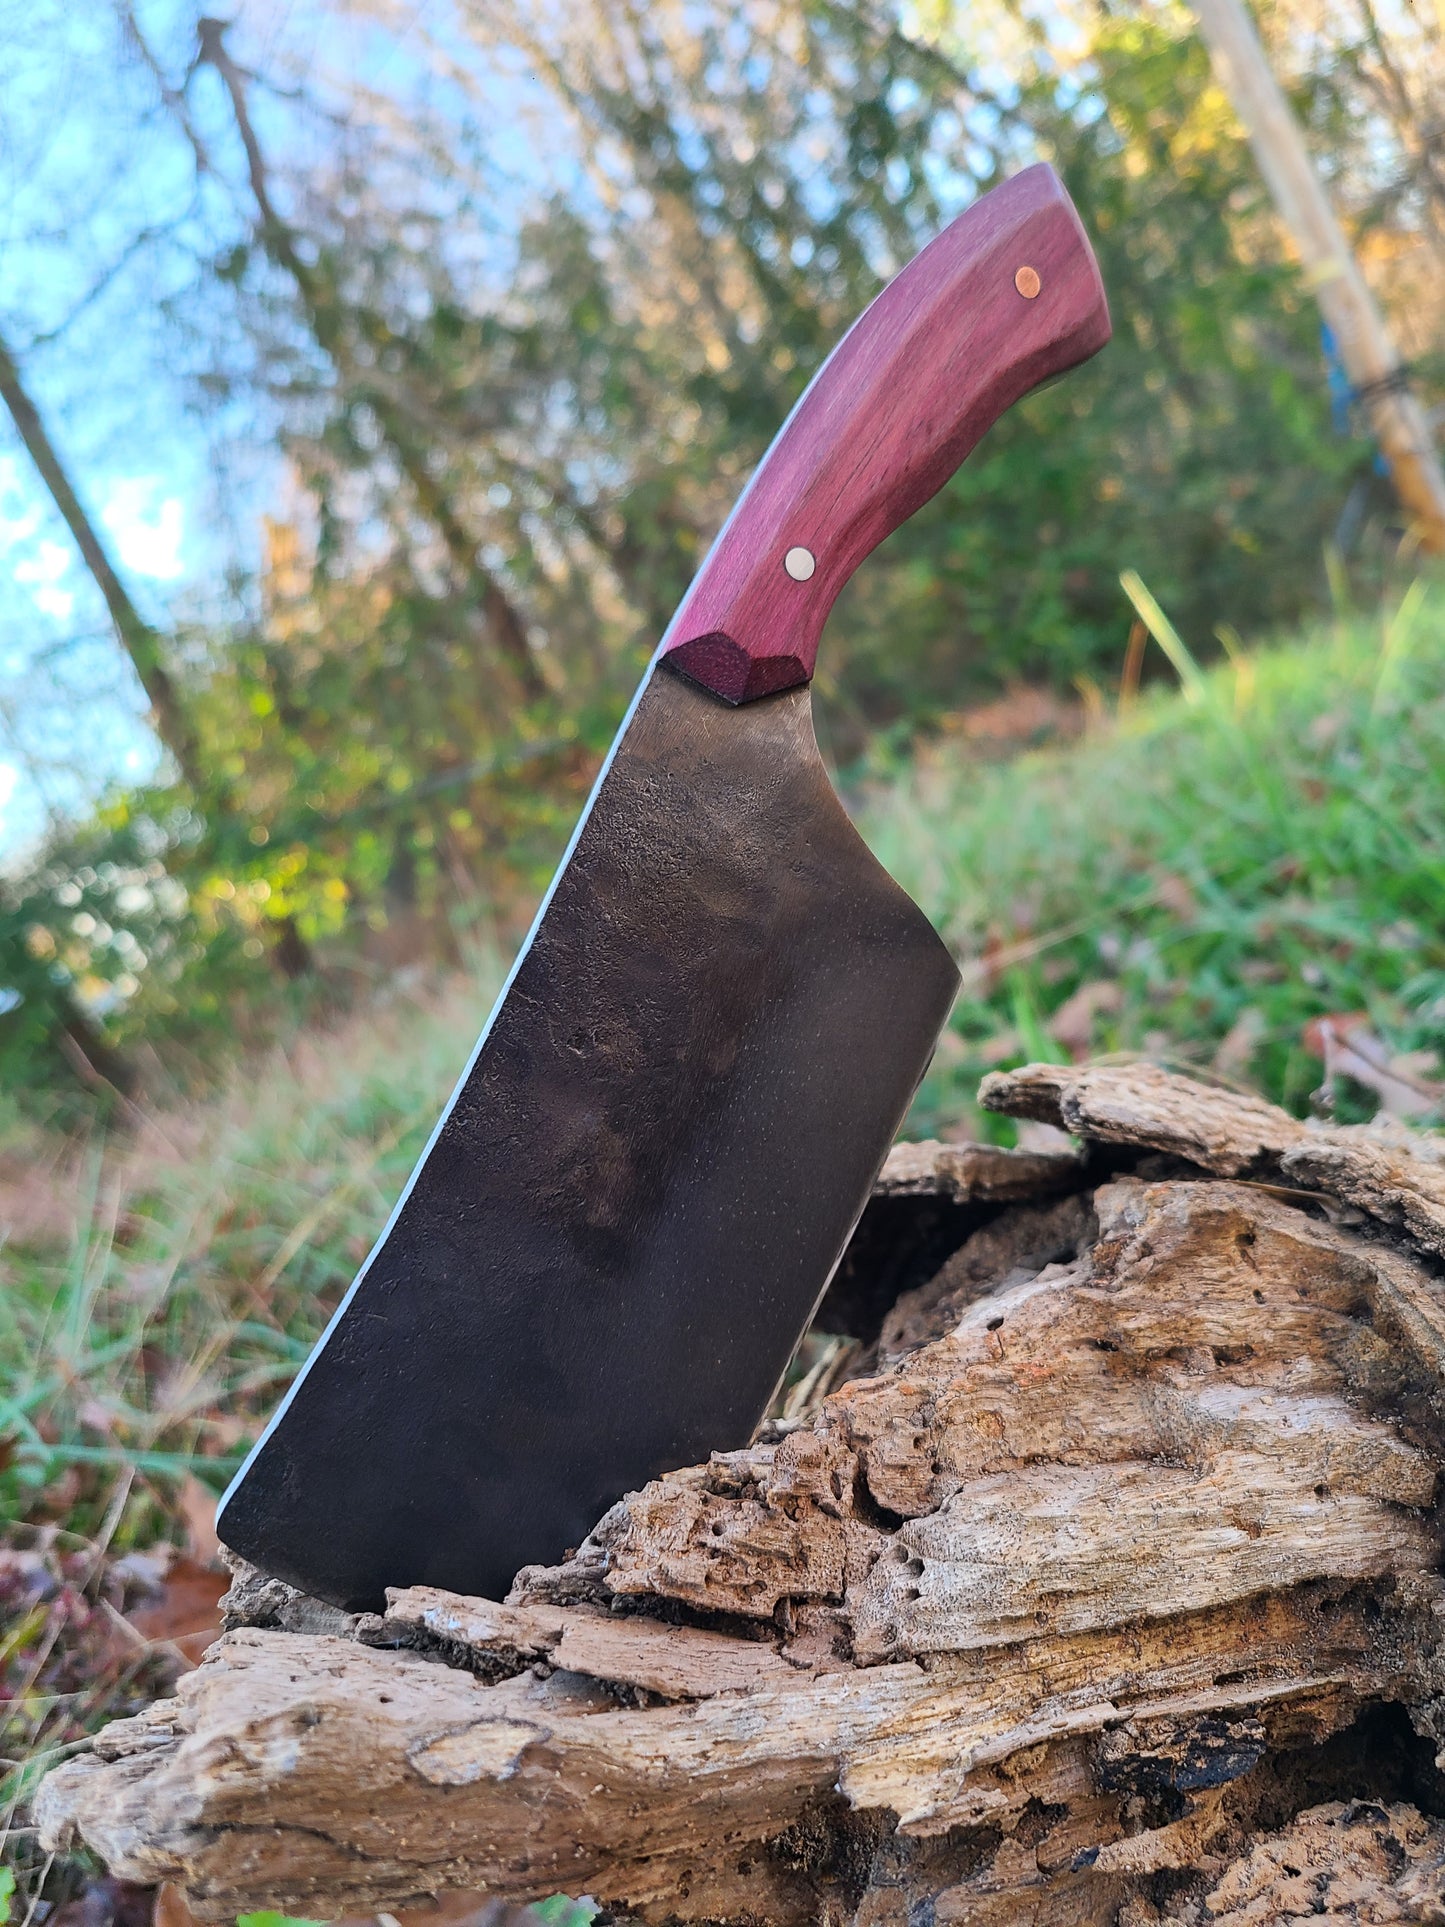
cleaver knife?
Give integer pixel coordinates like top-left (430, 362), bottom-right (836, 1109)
top-left (217, 163), bottom-right (1110, 1611)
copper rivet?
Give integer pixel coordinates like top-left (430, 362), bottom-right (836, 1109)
top-left (784, 546), bottom-right (816, 582)
top-left (1015, 264), bottom-right (1041, 299)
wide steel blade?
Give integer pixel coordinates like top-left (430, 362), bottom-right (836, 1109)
top-left (217, 664), bottom-right (959, 1610)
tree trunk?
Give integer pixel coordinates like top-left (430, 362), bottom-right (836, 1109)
top-left (35, 1064), bottom-right (1445, 1923)
top-left (195, 18), bottom-right (548, 701)
top-left (1191, 0), bottom-right (1445, 554)
top-left (0, 323), bottom-right (317, 989)
top-left (0, 330), bottom-right (204, 785)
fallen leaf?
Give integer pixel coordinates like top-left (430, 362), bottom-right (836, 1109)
top-left (1153, 871), bottom-right (1197, 919)
top-left (153, 1887), bottom-right (196, 1927)
top-left (200, 1412), bottom-right (249, 1451)
top-left (977, 926), bottom-right (1009, 993)
top-left (48, 1878), bottom-right (155, 1927)
top-left (1212, 1007), bottom-right (1266, 1079)
top-left (1307, 710), bottom-right (1345, 745)
top-left (1048, 980), bottom-right (1123, 1059)
top-left (126, 1553), bottom-right (227, 1666)
top-left (976, 1027), bottom-right (1022, 1067)
top-left (1303, 1013), bottom-right (1445, 1120)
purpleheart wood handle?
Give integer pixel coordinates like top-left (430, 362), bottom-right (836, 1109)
top-left (660, 164), bottom-right (1111, 704)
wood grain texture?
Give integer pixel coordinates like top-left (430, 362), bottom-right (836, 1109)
top-left (872, 1135), bottom-right (1084, 1204)
top-left (519, 1178), bottom-right (1438, 1635)
top-left (981, 1058), bottom-right (1445, 1256)
top-left (356, 1584), bottom-right (803, 1699)
top-left (37, 1065), bottom-right (1445, 1924)
top-left (662, 164), bottom-right (1110, 702)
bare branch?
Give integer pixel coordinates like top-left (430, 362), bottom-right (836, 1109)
top-left (195, 16), bottom-right (548, 698)
top-left (0, 325), bottom-right (202, 786)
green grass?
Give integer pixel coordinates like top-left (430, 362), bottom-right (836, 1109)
top-left (863, 576), bottom-right (1445, 1137)
top-left (1, 965), bottom-right (508, 1543)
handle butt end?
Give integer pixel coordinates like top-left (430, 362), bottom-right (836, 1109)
top-left (663, 635), bottom-right (810, 705)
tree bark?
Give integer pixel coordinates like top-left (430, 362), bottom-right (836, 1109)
top-left (35, 1065), bottom-right (1445, 1922)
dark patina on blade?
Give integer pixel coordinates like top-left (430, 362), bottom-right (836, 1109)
top-left (218, 664), bottom-right (958, 1610)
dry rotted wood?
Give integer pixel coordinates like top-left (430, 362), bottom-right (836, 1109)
top-left (1172, 1800), bottom-right (1445, 1923)
top-left (871, 1135), bottom-right (1084, 1204)
top-left (36, 1063), bottom-right (1445, 1924)
top-left (981, 1060), bottom-right (1445, 1257)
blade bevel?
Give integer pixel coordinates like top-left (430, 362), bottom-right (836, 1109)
top-left (217, 663), bottom-right (959, 1610)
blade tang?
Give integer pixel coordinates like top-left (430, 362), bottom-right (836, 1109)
top-left (661, 163), bottom-right (1111, 704)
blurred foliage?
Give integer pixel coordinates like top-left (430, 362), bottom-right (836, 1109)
top-left (1, 0), bottom-right (1434, 1107)
top-left (0, 970), bottom-right (502, 1539)
top-left (868, 582), bottom-right (1445, 1138)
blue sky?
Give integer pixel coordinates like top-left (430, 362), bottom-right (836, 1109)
top-left (0, 0), bottom-right (418, 857)
top-left (0, 0), bottom-right (581, 863)
top-left (0, 0), bottom-right (1017, 863)
top-left (0, 454), bottom-right (191, 825)
top-left (0, 0), bottom-right (245, 857)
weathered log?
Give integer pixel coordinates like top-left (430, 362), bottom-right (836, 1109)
top-left (35, 1066), bottom-right (1445, 1923)
top-left (980, 1060), bottom-right (1445, 1257)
